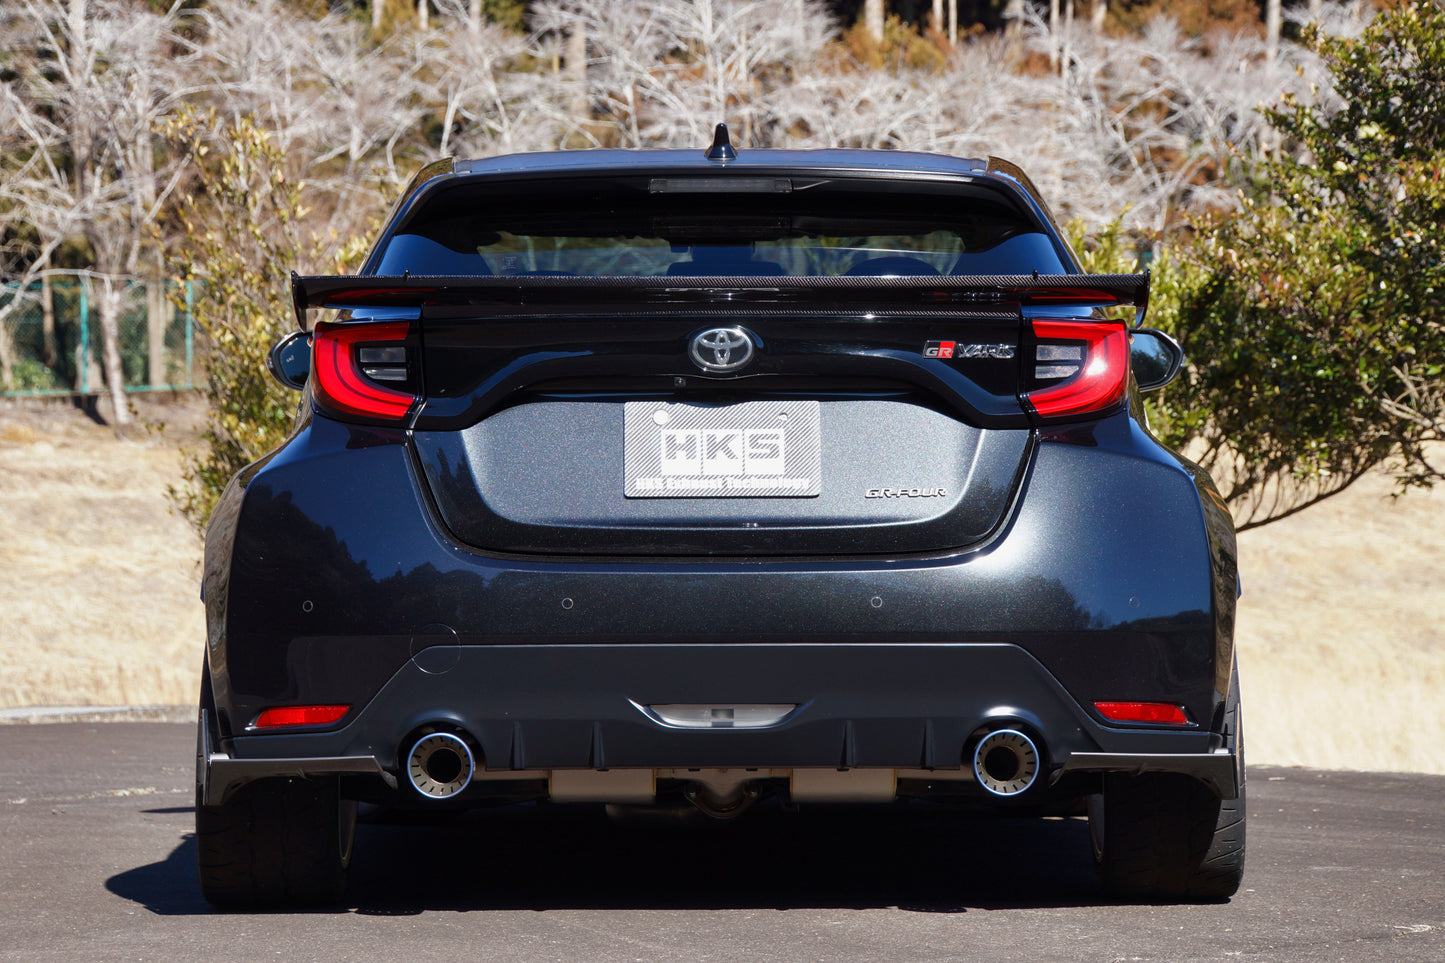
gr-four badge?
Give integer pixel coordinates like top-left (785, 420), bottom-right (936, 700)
top-left (866, 487), bottom-right (947, 498)
top-left (924, 341), bottom-right (1015, 360)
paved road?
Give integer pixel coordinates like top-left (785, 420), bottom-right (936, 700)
top-left (1, 723), bottom-right (1441, 962)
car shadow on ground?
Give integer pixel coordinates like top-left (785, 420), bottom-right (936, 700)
top-left (106, 832), bottom-right (212, 916)
top-left (106, 800), bottom-right (1108, 916)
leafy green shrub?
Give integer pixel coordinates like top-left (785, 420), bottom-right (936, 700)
top-left (164, 110), bottom-right (366, 534)
top-left (11, 357), bottom-right (62, 392)
top-left (1075, 3), bottom-right (1444, 530)
top-left (1164, 1), bottom-right (1445, 529)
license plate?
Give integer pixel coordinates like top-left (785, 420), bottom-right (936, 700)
top-left (624, 400), bottom-right (822, 498)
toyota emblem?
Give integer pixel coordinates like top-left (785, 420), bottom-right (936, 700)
top-left (689, 327), bottom-right (755, 373)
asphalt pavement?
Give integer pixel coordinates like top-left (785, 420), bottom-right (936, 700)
top-left (0, 722), bottom-right (1440, 962)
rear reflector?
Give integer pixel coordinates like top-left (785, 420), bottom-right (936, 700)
top-left (253, 705), bottom-right (351, 729)
top-left (1024, 319), bottom-right (1129, 420)
top-left (1093, 701), bottom-right (1192, 726)
top-left (312, 320), bottom-right (416, 422)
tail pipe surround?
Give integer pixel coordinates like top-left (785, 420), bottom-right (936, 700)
top-left (406, 731), bottom-right (475, 799)
top-left (972, 728), bottom-right (1041, 797)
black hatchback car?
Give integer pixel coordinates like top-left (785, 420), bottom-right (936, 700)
top-left (196, 128), bottom-right (1243, 906)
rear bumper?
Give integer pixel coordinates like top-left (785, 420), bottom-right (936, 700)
top-left (198, 708), bottom-right (394, 808)
top-left (203, 642), bottom-right (1238, 806)
top-left (208, 415), bottom-right (1234, 738)
top-left (203, 412), bottom-right (1240, 809)
top-left (200, 745), bottom-right (1239, 808)
top-left (1054, 752), bottom-right (1237, 799)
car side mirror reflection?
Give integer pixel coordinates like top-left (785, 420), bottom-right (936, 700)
top-left (267, 330), bottom-right (311, 391)
top-left (1130, 328), bottom-right (1184, 392)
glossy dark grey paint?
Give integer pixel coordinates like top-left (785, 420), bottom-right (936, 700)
top-left (202, 406), bottom-right (1233, 775)
top-left (202, 147), bottom-right (1238, 816)
top-left (414, 398), bottom-right (1031, 555)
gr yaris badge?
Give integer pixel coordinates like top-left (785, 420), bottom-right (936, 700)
top-left (690, 327), bottom-right (755, 372)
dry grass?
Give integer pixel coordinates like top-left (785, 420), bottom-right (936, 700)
top-left (1, 399), bottom-right (1441, 774)
top-left (1233, 465), bottom-right (1445, 774)
top-left (0, 399), bottom-right (205, 708)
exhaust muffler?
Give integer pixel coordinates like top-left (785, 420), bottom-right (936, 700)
top-left (406, 731), bottom-right (475, 799)
top-left (972, 728), bottom-right (1040, 797)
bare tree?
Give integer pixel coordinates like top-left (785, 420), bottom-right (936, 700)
top-left (996, 8), bottom-right (1324, 234)
top-left (406, 7), bottom-right (548, 159)
top-left (1291, 0), bottom-right (1370, 39)
top-left (531, 0), bottom-right (675, 148)
top-left (188, 1), bottom-right (424, 232)
top-left (1265, 0), bottom-right (1282, 64)
top-left (532, 0), bottom-right (833, 150)
top-left (11, 1), bottom-right (188, 421)
top-left (522, 0), bottom-right (1326, 240)
top-left (1005, 0), bottom-right (1026, 60)
top-left (1048, 0), bottom-right (1060, 69)
top-left (0, 70), bottom-right (76, 389)
top-left (0, 0), bottom-right (1349, 408)
top-left (864, 0), bottom-right (884, 41)
top-left (566, 17), bottom-right (589, 125)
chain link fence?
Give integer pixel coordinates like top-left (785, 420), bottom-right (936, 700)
top-left (0, 279), bottom-right (200, 398)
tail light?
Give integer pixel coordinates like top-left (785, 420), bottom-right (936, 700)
top-left (312, 320), bottom-right (418, 423)
top-left (1094, 701), bottom-right (1193, 726)
top-left (1023, 319), bottom-right (1129, 420)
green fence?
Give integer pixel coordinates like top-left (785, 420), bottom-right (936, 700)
top-left (0, 279), bottom-right (199, 397)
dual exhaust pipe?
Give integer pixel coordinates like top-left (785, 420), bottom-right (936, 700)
top-left (406, 725), bottom-right (1041, 800)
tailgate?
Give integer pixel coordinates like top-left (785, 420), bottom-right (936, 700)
top-left (295, 273), bottom-right (1146, 557)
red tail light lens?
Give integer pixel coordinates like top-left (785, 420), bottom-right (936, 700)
top-left (1093, 701), bottom-right (1193, 726)
top-left (253, 704), bottom-right (351, 729)
top-left (312, 320), bottom-right (417, 422)
top-left (1024, 319), bottom-right (1129, 420)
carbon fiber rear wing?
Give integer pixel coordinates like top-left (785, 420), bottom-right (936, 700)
top-left (291, 271), bottom-right (1150, 330)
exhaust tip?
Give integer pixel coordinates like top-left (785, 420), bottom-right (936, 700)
top-left (407, 731), bottom-right (475, 799)
top-left (972, 728), bottom-right (1040, 797)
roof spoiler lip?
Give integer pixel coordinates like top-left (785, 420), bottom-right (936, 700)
top-left (291, 272), bottom-right (1150, 330)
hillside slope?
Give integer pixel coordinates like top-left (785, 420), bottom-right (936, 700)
top-left (1234, 465), bottom-right (1445, 773)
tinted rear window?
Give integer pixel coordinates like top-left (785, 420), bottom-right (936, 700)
top-left (374, 176), bottom-right (1068, 278)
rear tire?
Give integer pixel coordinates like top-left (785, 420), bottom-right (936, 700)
top-left (194, 678), bottom-right (355, 908)
top-left (196, 775), bottom-right (356, 908)
top-left (1089, 667), bottom-right (1246, 901)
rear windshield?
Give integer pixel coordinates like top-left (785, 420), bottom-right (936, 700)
top-left (374, 176), bottom-right (1068, 278)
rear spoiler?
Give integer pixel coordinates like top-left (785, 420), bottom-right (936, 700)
top-left (291, 271), bottom-right (1149, 331)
